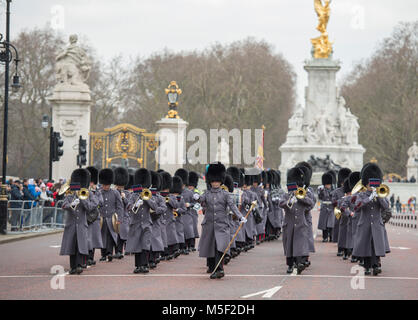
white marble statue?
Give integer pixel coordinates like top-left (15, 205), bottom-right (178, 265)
top-left (55, 34), bottom-right (91, 89)
top-left (407, 142), bottom-right (418, 166)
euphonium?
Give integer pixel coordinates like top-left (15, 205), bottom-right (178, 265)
top-left (334, 207), bottom-right (342, 220)
top-left (352, 180), bottom-right (367, 195)
top-left (376, 184), bottom-right (390, 198)
top-left (58, 181), bottom-right (71, 196)
top-left (77, 188), bottom-right (89, 200)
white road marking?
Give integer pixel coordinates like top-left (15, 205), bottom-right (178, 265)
top-left (49, 245), bottom-right (61, 248)
top-left (241, 286), bottom-right (282, 299)
top-left (2, 274), bottom-right (418, 281)
top-left (390, 247), bottom-right (411, 250)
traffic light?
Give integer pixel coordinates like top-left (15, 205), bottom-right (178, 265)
top-left (52, 131), bottom-right (64, 162)
top-left (77, 135), bottom-right (87, 167)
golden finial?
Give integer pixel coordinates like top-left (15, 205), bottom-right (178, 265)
top-left (165, 81), bottom-right (182, 119)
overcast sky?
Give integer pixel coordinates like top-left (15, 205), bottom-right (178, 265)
top-left (3, 0), bottom-right (418, 106)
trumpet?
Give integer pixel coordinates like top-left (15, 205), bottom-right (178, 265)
top-left (140, 188), bottom-right (152, 201)
top-left (77, 188), bottom-right (89, 200)
top-left (376, 184), bottom-right (390, 198)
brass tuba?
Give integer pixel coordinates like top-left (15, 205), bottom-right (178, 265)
top-left (58, 181), bottom-right (71, 196)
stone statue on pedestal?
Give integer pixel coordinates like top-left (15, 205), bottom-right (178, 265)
top-left (407, 142), bottom-right (418, 166)
top-left (55, 34), bottom-right (91, 90)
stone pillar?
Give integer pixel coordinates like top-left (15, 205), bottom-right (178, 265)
top-left (48, 88), bottom-right (91, 181)
top-left (155, 117), bottom-right (188, 175)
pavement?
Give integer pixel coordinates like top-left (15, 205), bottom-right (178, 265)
top-left (0, 229), bottom-right (63, 244)
top-left (1, 211), bottom-right (418, 300)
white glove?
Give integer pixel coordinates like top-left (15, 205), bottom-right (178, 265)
top-left (318, 185), bottom-right (324, 192)
top-left (369, 190), bottom-right (377, 201)
top-left (71, 198), bottom-right (80, 207)
top-left (240, 217), bottom-right (247, 224)
top-left (193, 193), bottom-right (200, 201)
top-left (135, 198), bottom-right (143, 208)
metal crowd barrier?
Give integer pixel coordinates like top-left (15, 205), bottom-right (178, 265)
top-left (7, 200), bottom-right (65, 233)
top-left (389, 211), bottom-right (417, 229)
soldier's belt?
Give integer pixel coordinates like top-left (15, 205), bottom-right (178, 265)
top-left (321, 201), bottom-right (332, 205)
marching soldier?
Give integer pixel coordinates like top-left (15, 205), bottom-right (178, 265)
top-left (98, 168), bottom-right (123, 262)
top-left (126, 168), bottom-right (165, 274)
top-left (124, 173), bottom-right (134, 255)
top-left (170, 176), bottom-right (187, 257)
top-left (270, 170), bottom-right (284, 238)
top-left (197, 162), bottom-right (247, 279)
top-left (175, 169), bottom-right (195, 254)
top-left (222, 174), bottom-right (236, 265)
top-left (352, 163), bottom-right (390, 276)
top-left (318, 172), bottom-right (335, 242)
top-left (251, 173), bottom-right (268, 245)
top-left (243, 172), bottom-right (257, 251)
top-left (60, 169), bottom-right (99, 274)
top-left (114, 167), bottom-right (130, 259)
top-left (295, 163), bottom-right (316, 267)
top-left (149, 171), bottom-right (165, 269)
top-left (279, 167), bottom-right (315, 275)
top-left (337, 178), bottom-right (354, 260)
top-left (86, 166), bottom-right (103, 266)
top-left (347, 171), bottom-right (361, 263)
top-left (332, 168), bottom-right (352, 256)
top-left (161, 172), bottom-right (179, 260)
top-left (187, 171), bottom-right (201, 252)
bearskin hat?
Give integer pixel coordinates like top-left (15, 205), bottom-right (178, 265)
top-left (126, 174), bottom-right (134, 190)
top-left (361, 163), bottom-right (383, 186)
top-left (338, 168), bottom-right (352, 187)
top-left (296, 165), bottom-right (311, 187)
top-left (348, 171), bottom-right (361, 190)
top-left (86, 166), bottom-right (98, 185)
top-left (296, 161), bottom-right (313, 182)
top-left (134, 168), bottom-right (151, 188)
top-left (224, 174), bottom-right (234, 193)
top-left (343, 178), bottom-right (351, 194)
top-left (161, 172), bottom-right (172, 191)
top-left (244, 174), bottom-right (252, 186)
top-left (170, 176), bottom-right (183, 194)
top-left (188, 171), bottom-right (199, 188)
top-left (114, 167), bottom-right (129, 187)
top-left (206, 162), bottom-right (226, 184)
top-left (261, 171), bottom-right (267, 184)
top-left (71, 168), bottom-right (91, 189)
top-left (287, 167), bottom-right (305, 187)
top-left (174, 168), bottom-right (189, 186)
top-left (326, 170), bottom-right (337, 185)
top-left (239, 171), bottom-right (245, 188)
top-left (226, 166), bottom-right (240, 184)
top-left (99, 168), bottom-right (114, 185)
top-left (272, 170), bottom-right (281, 186)
top-left (322, 172), bottom-right (334, 185)
top-left (253, 173), bottom-right (262, 184)
top-left (150, 171), bottom-right (162, 191)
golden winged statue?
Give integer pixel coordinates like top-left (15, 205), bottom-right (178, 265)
top-left (311, 0), bottom-right (333, 59)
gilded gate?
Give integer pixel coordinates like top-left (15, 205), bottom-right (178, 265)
top-left (89, 123), bottom-right (158, 170)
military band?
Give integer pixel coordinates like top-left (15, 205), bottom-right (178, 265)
top-left (59, 160), bottom-right (391, 278)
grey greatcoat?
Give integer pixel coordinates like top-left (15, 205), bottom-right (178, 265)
top-left (305, 187), bottom-right (316, 253)
top-left (60, 193), bottom-right (99, 256)
top-left (331, 187), bottom-right (345, 243)
top-left (270, 188), bottom-right (285, 229)
top-left (338, 196), bottom-right (354, 250)
top-left (150, 193), bottom-right (165, 252)
top-left (267, 189), bottom-right (282, 229)
top-left (158, 195), bottom-right (168, 249)
top-left (175, 196), bottom-right (187, 244)
top-left (181, 188), bottom-right (195, 240)
top-left (125, 194), bottom-right (165, 253)
top-left (198, 188), bottom-right (244, 258)
top-left (99, 188), bottom-right (124, 247)
top-left (189, 188), bottom-right (201, 239)
top-left (243, 189), bottom-right (257, 239)
top-left (251, 186), bottom-right (268, 235)
top-left (118, 190), bottom-right (132, 241)
top-left (317, 187), bottom-right (335, 230)
top-left (352, 191), bottom-right (389, 258)
top-left (279, 192), bottom-right (315, 257)
top-left (165, 195), bottom-right (180, 246)
top-left (87, 189), bottom-right (103, 250)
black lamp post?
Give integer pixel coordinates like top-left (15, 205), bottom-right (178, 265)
top-left (0, 0), bottom-right (21, 234)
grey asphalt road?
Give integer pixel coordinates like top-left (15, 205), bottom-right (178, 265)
top-left (1, 210), bottom-right (418, 300)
